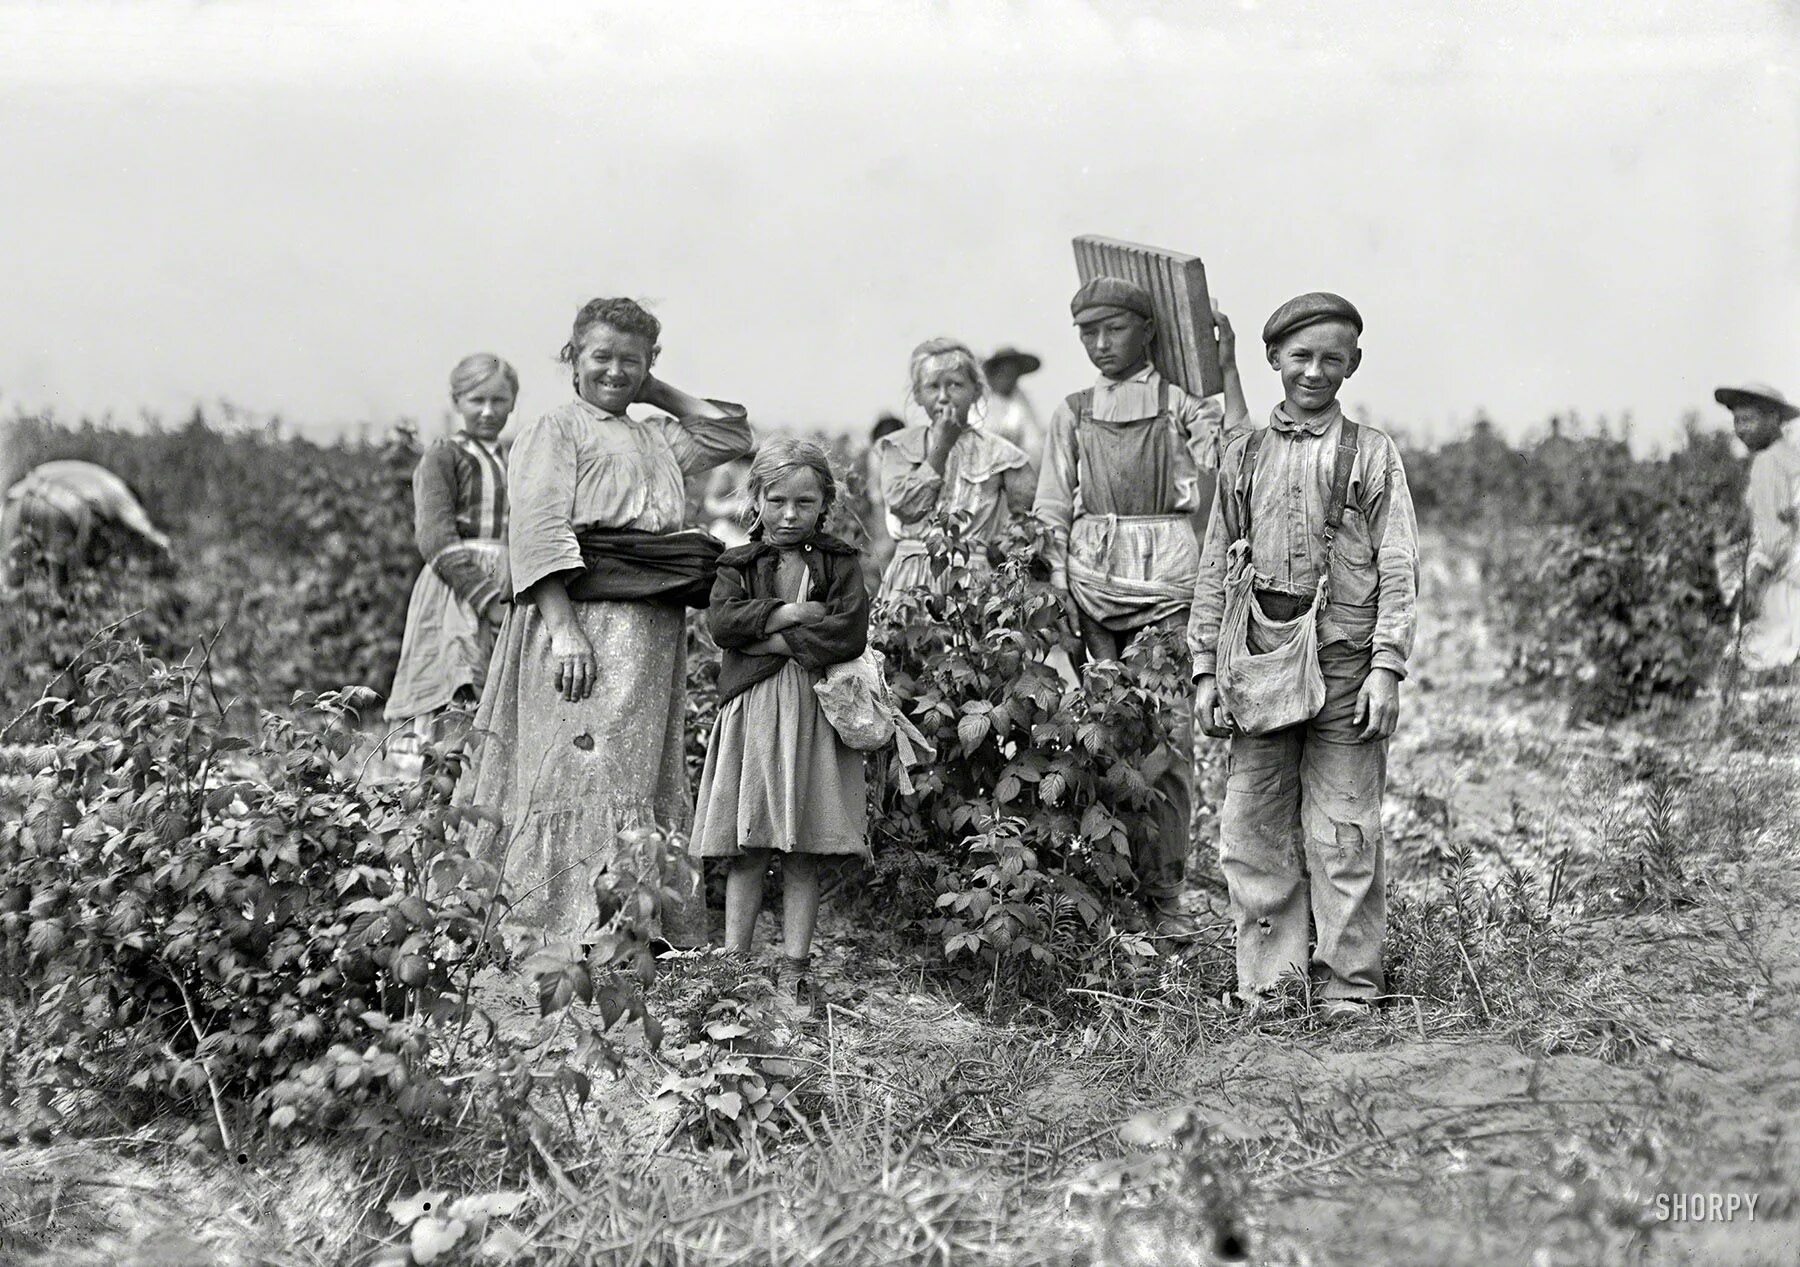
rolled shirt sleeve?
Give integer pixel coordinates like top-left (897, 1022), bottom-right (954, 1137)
top-left (506, 413), bottom-right (584, 596)
top-left (1032, 398), bottom-right (1080, 584)
top-left (659, 402), bottom-right (754, 479)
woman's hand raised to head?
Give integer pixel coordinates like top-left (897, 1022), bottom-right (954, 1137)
top-left (549, 625), bottom-right (598, 702)
top-left (633, 373), bottom-right (668, 410)
top-left (635, 374), bottom-right (731, 421)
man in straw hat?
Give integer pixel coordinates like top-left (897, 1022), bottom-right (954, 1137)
top-left (982, 346), bottom-right (1046, 468)
top-left (1716, 382), bottom-right (1800, 672)
top-left (2, 458), bottom-right (173, 586)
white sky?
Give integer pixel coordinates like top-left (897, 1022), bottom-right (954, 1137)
top-left (1, 0), bottom-right (1795, 448)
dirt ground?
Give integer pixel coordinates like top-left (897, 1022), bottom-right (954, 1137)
top-left (3, 536), bottom-right (1798, 1266)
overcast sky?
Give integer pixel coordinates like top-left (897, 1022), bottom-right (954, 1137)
top-left (1, 0), bottom-right (1795, 448)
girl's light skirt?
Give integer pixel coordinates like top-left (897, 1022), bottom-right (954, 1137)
top-left (385, 540), bottom-right (505, 722)
top-left (692, 662), bottom-right (868, 859)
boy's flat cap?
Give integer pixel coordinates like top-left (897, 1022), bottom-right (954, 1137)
top-left (1262, 292), bottom-right (1363, 347)
top-left (1071, 277), bottom-right (1154, 324)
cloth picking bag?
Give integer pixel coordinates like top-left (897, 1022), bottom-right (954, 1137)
top-left (813, 646), bottom-right (937, 793)
top-left (1214, 421), bottom-right (1360, 736)
top-left (1216, 543), bottom-right (1326, 734)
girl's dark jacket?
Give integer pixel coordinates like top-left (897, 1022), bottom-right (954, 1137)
top-left (708, 532), bottom-right (869, 706)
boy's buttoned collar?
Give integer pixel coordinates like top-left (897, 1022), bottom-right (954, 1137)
top-left (1090, 362), bottom-right (1162, 423)
top-left (1270, 401), bottom-right (1344, 438)
top-left (1093, 362), bottom-right (1157, 390)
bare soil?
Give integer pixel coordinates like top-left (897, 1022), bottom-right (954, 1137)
top-left (3, 538), bottom-right (1797, 1265)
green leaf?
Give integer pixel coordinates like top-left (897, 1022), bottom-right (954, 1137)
top-left (705, 1091), bottom-right (744, 1120)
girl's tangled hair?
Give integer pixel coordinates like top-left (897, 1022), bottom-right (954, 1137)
top-left (907, 337), bottom-right (987, 408)
top-left (559, 298), bottom-right (662, 364)
top-left (744, 437), bottom-right (837, 527)
top-left (449, 352), bottom-right (519, 400)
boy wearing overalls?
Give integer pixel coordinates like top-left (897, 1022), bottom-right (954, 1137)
top-left (1036, 276), bottom-right (1247, 937)
top-left (1187, 293), bottom-right (1419, 1017)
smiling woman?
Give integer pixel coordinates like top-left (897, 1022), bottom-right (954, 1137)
top-left (454, 298), bottom-right (753, 946)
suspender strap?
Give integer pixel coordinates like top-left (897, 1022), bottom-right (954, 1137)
top-left (1224, 420), bottom-right (1359, 551)
top-left (1321, 420), bottom-right (1362, 547)
top-left (1064, 389), bottom-right (1093, 430)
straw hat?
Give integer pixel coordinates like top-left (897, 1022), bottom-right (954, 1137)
top-left (1714, 382), bottom-right (1798, 421)
top-left (982, 347), bottom-right (1042, 377)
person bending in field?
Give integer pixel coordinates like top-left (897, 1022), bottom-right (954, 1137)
top-left (457, 297), bottom-right (752, 948)
top-left (1033, 278), bottom-right (1249, 939)
top-left (1, 459), bottom-right (172, 587)
top-left (385, 353), bottom-right (518, 750)
top-left (1188, 293), bottom-right (1419, 1020)
top-left (1715, 382), bottom-right (1800, 674)
top-left (691, 439), bottom-right (871, 1008)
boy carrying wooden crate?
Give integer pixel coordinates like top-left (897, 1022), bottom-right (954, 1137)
top-left (1187, 293), bottom-right (1419, 1018)
top-left (1035, 275), bottom-right (1249, 938)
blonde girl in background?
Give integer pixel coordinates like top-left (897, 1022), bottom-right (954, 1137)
top-left (873, 338), bottom-right (1036, 600)
top-left (692, 438), bottom-right (871, 1005)
top-left (385, 353), bottom-right (518, 747)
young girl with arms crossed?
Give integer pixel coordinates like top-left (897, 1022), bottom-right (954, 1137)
top-left (691, 439), bottom-right (871, 1003)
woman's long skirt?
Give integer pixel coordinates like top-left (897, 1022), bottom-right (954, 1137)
top-left (456, 597), bottom-right (702, 945)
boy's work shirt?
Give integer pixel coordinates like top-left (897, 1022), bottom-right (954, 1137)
top-left (1188, 403), bottom-right (1420, 680)
top-left (1034, 365), bottom-right (1232, 598)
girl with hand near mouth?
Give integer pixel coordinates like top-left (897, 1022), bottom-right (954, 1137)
top-left (874, 338), bottom-right (1035, 600)
top-left (458, 298), bottom-right (751, 947)
top-left (691, 439), bottom-right (871, 1006)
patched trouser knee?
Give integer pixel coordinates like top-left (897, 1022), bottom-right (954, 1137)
top-left (1219, 729), bottom-right (1308, 993)
top-left (1299, 736), bottom-right (1387, 998)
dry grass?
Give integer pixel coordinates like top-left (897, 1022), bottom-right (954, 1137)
top-left (5, 532), bottom-right (1800, 1265)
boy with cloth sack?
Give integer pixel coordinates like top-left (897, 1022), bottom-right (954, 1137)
top-left (1035, 275), bottom-right (1249, 938)
top-left (1187, 292), bottom-right (1419, 1018)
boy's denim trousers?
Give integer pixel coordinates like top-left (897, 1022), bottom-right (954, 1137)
top-left (1220, 639), bottom-right (1386, 1000)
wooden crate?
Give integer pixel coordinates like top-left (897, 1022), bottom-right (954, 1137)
top-left (1073, 235), bottom-right (1222, 397)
